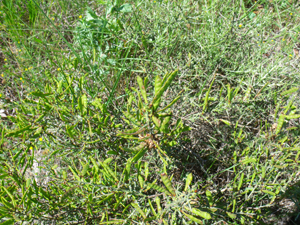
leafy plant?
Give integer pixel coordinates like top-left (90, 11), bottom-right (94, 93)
top-left (117, 70), bottom-right (190, 163)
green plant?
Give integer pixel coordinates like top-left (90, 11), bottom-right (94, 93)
top-left (1, 0), bottom-right (300, 224)
top-left (117, 70), bottom-right (190, 162)
top-left (0, 70), bottom-right (196, 224)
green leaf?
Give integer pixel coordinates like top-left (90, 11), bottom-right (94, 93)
top-left (154, 75), bottom-right (163, 111)
top-left (33, 126), bottom-right (43, 136)
top-left (131, 202), bottom-right (146, 219)
top-left (285, 114), bottom-right (300, 120)
top-left (160, 116), bottom-right (171, 133)
top-left (0, 127), bottom-right (4, 146)
top-left (276, 114), bottom-right (285, 134)
top-left (0, 197), bottom-right (14, 209)
top-left (107, 151), bottom-right (118, 155)
top-left (262, 190), bottom-right (276, 196)
top-left (184, 173), bottom-right (193, 192)
top-left (39, 187), bottom-right (50, 200)
top-left (123, 158), bottom-right (132, 182)
top-left (6, 125), bottom-right (32, 137)
top-left (182, 211), bottom-right (203, 224)
top-left (73, 57), bottom-right (79, 70)
top-left (206, 190), bottom-right (213, 207)
top-left (243, 86), bottom-right (252, 101)
top-left (148, 183), bottom-right (172, 196)
top-left (99, 161), bottom-right (118, 182)
top-left (151, 70), bottom-right (178, 109)
top-left (97, 193), bottom-right (114, 205)
top-left (155, 197), bottom-right (162, 213)
top-left (99, 220), bottom-right (125, 224)
top-left (227, 84), bottom-right (233, 104)
top-left (92, 98), bottom-right (107, 113)
top-left (122, 142), bottom-right (147, 152)
top-left (0, 173), bottom-right (9, 180)
top-left (238, 173), bottom-right (244, 191)
top-left (117, 127), bottom-right (144, 137)
top-left (113, 194), bottom-right (125, 211)
top-left (81, 163), bottom-right (89, 176)
top-left (203, 78), bottom-right (215, 112)
top-left (141, 35), bottom-right (148, 51)
top-left (33, 37), bottom-right (43, 44)
top-left (226, 212), bottom-right (236, 219)
top-left (241, 158), bottom-right (256, 164)
top-left (122, 111), bottom-right (141, 126)
top-left (78, 94), bottom-right (87, 116)
top-left (138, 174), bottom-right (144, 189)
top-left (281, 87), bottom-right (298, 97)
top-left (152, 115), bottom-right (161, 128)
top-left (144, 161), bottom-right (149, 181)
top-left (161, 173), bottom-right (176, 196)
top-left (68, 166), bottom-right (81, 181)
top-left (34, 113), bottom-right (46, 123)
top-left (186, 207), bottom-right (212, 220)
top-left (2, 187), bottom-right (16, 207)
top-left (66, 124), bottom-right (76, 138)
top-left (0, 219), bottom-right (15, 225)
top-left (30, 91), bottom-right (53, 98)
top-left (154, 75), bottom-right (162, 97)
top-left (137, 76), bottom-right (148, 104)
top-left (148, 199), bottom-right (157, 217)
top-left (132, 147), bottom-right (147, 163)
top-left (219, 119), bottom-right (231, 126)
top-left (158, 91), bottom-right (183, 113)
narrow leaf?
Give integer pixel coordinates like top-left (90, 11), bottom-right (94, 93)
top-left (206, 190), bottom-right (213, 207)
top-left (160, 116), bottom-right (171, 133)
top-left (182, 211), bottom-right (203, 224)
top-left (262, 190), bottom-right (276, 196)
top-left (161, 173), bottom-right (176, 196)
top-left (123, 158), bottom-right (132, 182)
top-left (99, 220), bottom-right (125, 224)
top-left (30, 91), bottom-right (53, 97)
top-left (148, 199), bottom-right (157, 217)
top-left (0, 219), bottom-right (15, 225)
top-left (6, 125), bottom-right (32, 137)
top-left (2, 187), bottom-right (16, 207)
top-left (137, 76), bottom-right (148, 104)
top-left (203, 78), bottom-right (215, 112)
top-left (226, 212), bottom-right (237, 219)
top-left (243, 86), bottom-right (252, 101)
top-left (276, 114), bottom-right (285, 134)
top-left (281, 87), bottom-right (298, 97)
top-left (154, 75), bottom-right (162, 97)
top-left (184, 173), bottom-right (193, 192)
top-left (148, 183), bottom-right (172, 196)
top-left (238, 173), bottom-right (244, 191)
top-left (219, 119), bottom-right (231, 126)
top-left (155, 197), bottom-right (162, 213)
top-left (285, 114), bottom-right (300, 120)
top-left (152, 115), bottom-right (161, 128)
top-left (186, 207), bottom-right (212, 220)
top-left (131, 202), bottom-right (146, 219)
top-left (81, 163), bottom-right (89, 176)
top-left (132, 147), bottom-right (147, 163)
top-left (69, 166), bottom-right (81, 181)
top-left (151, 70), bottom-right (178, 108)
top-left (158, 90), bottom-right (184, 113)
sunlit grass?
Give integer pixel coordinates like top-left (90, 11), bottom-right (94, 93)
top-left (0, 0), bottom-right (300, 224)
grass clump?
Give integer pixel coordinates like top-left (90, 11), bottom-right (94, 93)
top-left (0, 0), bottom-right (300, 224)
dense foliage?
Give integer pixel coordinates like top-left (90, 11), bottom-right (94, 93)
top-left (0, 0), bottom-right (300, 224)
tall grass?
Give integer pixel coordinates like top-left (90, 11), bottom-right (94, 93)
top-left (0, 0), bottom-right (300, 224)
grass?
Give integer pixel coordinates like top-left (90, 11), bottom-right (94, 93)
top-left (0, 0), bottom-right (300, 224)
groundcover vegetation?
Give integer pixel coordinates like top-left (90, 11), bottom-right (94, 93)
top-left (0, 0), bottom-right (300, 224)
